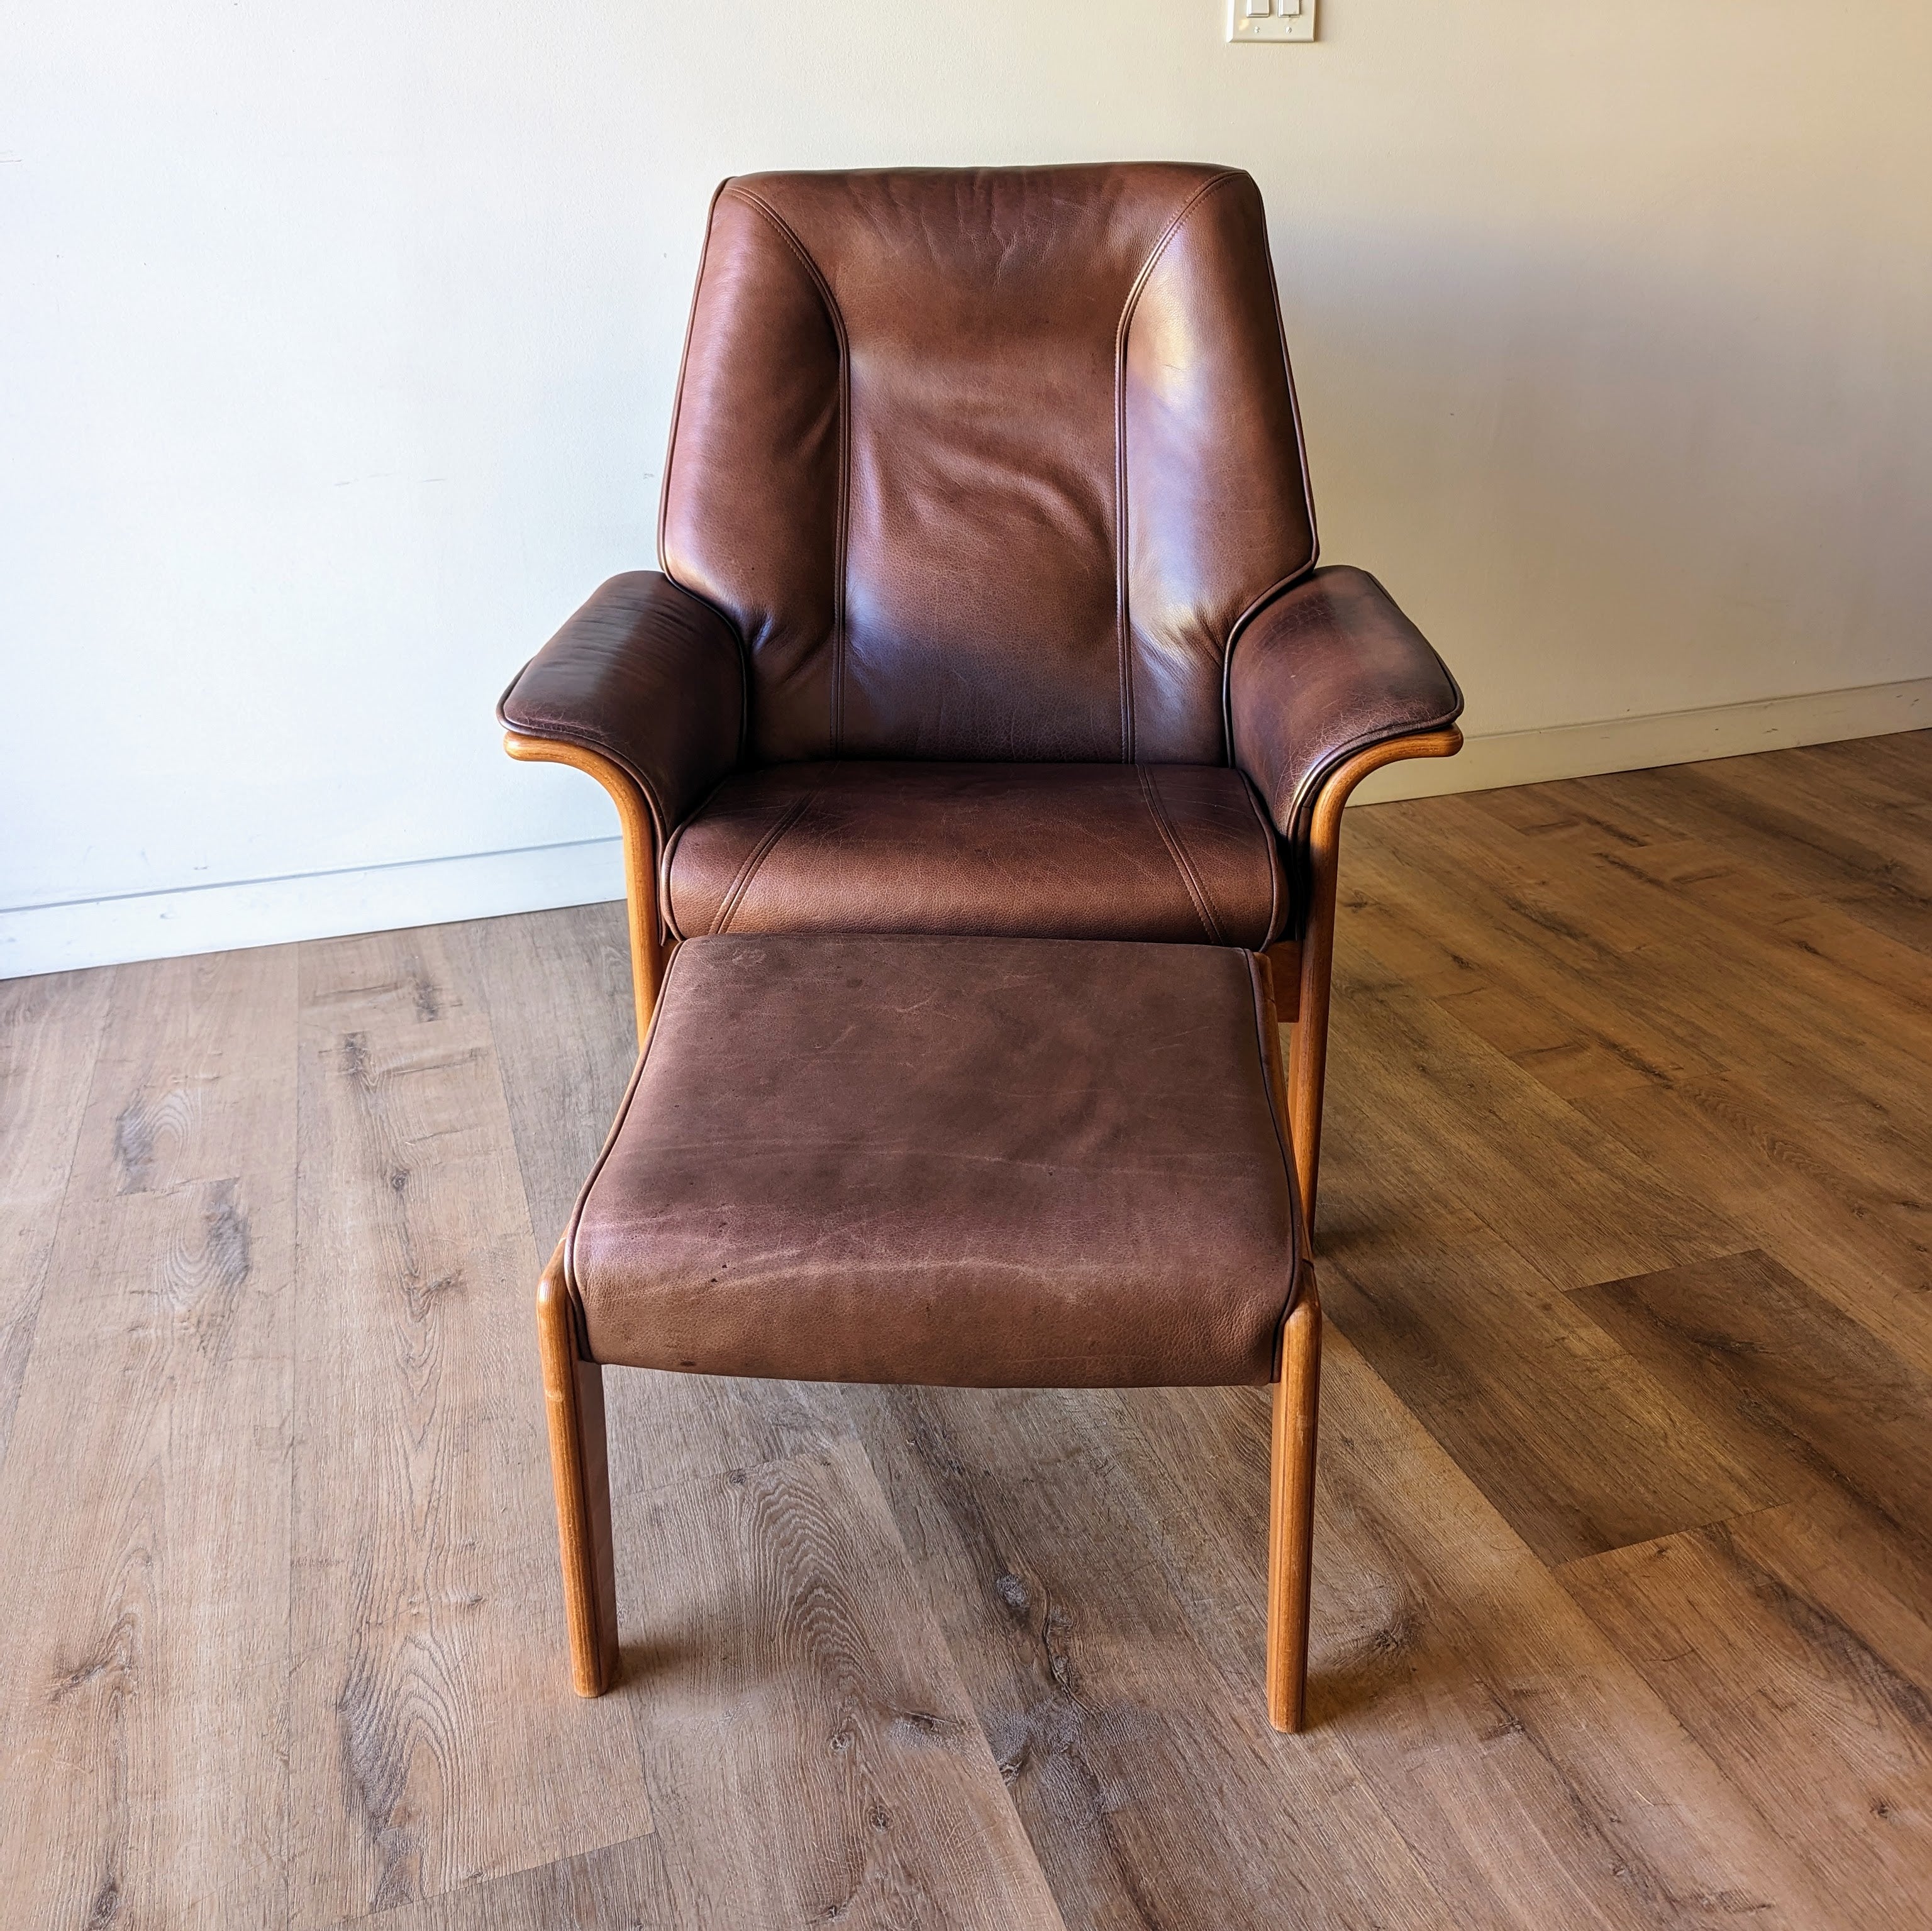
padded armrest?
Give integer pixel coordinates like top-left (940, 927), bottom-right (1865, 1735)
top-left (497, 572), bottom-right (745, 841)
top-left (1228, 566), bottom-right (1463, 843)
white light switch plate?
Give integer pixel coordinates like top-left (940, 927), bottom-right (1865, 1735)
top-left (1228, 0), bottom-right (1315, 43)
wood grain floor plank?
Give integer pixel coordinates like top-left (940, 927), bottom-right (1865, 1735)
top-left (0, 964), bottom-right (114, 1477)
top-left (1560, 1512), bottom-right (1932, 1928)
top-left (847, 1377), bottom-right (1452, 1931)
top-left (852, 1338), bottom-right (1839, 1928)
top-left (0, 946), bottom-right (299, 1926)
top-left (1319, 944), bottom-right (1732, 1289)
top-left (613, 1432), bottom-right (1065, 1931)
top-left (321, 1834), bottom-right (677, 1930)
top-left (1569, 1249), bottom-right (1932, 1553)
top-left (1575, 757), bottom-right (1932, 953)
top-left (1345, 797), bottom-right (1932, 1373)
top-left (289, 924), bottom-right (650, 1926)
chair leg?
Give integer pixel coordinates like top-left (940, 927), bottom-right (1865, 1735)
top-left (538, 1248), bottom-right (619, 1696)
top-left (1266, 1274), bottom-right (1323, 1733)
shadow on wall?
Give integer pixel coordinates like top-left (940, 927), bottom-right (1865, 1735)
top-left (1281, 216), bottom-right (1932, 738)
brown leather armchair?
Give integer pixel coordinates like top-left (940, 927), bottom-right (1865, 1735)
top-left (501, 164), bottom-right (1462, 1227)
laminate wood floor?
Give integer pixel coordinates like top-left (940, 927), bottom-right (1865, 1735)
top-left (3, 731), bottom-right (1929, 1928)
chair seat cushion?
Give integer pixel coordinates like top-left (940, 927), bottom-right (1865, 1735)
top-left (566, 934), bottom-right (1304, 1388)
top-left (661, 760), bottom-right (1285, 947)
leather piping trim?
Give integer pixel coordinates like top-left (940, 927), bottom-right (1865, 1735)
top-left (726, 185), bottom-right (852, 756)
top-left (1245, 950), bottom-right (1304, 1340)
top-left (1136, 765), bottom-right (1225, 944)
top-left (709, 763), bottom-right (835, 935)
top-left (1216, 210), bottom-right (1323, 764)
top-left (493, 573), bottom-right (747, 849)
top-left (1239, 769), bottom-right (1285, 948)
top-left (653, 183), bottom-right (753, 754)
top-left (657, 765), bottom-right (736, 942)
top-left (1279, 570), bottom-right (1467, 848)
top-left (1114, 169), bottom-right (1242, 764)
top-left (562, 947), bottom-right (684, 1331)
top-left (657, 177), bottom-right (729, 579)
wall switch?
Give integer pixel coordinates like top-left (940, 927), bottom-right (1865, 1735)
top-left (1229, 0), bottom-right (1314, 43)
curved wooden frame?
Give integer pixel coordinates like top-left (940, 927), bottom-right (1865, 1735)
top-left (1275, 727), bottom-right (1462, 1229)
top-left (504, 733), bottom-right (665, 1049)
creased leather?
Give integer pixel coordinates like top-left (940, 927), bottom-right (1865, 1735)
top-left (660, 164), bottom-right (1316, 765)
top-left (567, 934), bottom-right (1303, 1388)
top-left (497, 572), bottom-right (744, 841)
top-left (662, 760), bottom-right (1284, 946)
top-left (1228, 565), bottom-right (1464, 849)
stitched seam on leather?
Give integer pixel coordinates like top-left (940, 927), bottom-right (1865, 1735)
top-left (1114, 170), bottom-right (1243, 764)
top-left (660, 763), bottom-right (737, 941)
top-left (726, 187), bottom-right (852, 756)
top-left (1138, 765), bottom-right (1224, 944)
top-left (709, 761), bottom-right (838, 934)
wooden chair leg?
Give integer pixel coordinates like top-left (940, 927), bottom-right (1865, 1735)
top-left (1267, 1273), bottom-right (1322, 1733)
top-left (538, 1247), bottom-right (619, 1696)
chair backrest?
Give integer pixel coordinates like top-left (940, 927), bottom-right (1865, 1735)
top-left (659, 163), bottom-right (1317, 766)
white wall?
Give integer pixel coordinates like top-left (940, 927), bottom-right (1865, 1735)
top-left (6, 1), bottom-right (1930, 974)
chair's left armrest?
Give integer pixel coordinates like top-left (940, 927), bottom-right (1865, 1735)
top-left (1229, 566), bottom-right (1463, 844)
top-left (497, 571), bottom-right (745, 843)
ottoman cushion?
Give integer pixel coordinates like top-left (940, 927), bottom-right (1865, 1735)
top-left (565, 933), bottom-right (1304, 1388)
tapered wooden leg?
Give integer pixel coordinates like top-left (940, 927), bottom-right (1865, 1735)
top-left (538, 1247), bottom-right (619, 1696)
top-left (1267, 1274), bottom-right (1322, 1733)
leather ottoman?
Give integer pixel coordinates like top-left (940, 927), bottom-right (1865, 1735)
top-left (536, 932), bottom-right (1322, 1730)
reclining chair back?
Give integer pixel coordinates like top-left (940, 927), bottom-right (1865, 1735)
top-left (658, 163), bottom-right (1319, 767)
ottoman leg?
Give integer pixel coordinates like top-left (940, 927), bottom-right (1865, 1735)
top-left (1267, 1274), bottom-right (1323, 1733)
top-left (538, 1248), bottom-right (619, 1696)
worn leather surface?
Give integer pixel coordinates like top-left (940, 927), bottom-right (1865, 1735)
top-left (660, 164), bottom-right (1316, 765)
top-left (497, 572), bottom-right (744, 840)
top-left (567, 934), bottom-right (1302, 1388)
top-left (1228, 565), bottom-right (1464, 846)
top-left (662, 760), bottom-right (1285, 946)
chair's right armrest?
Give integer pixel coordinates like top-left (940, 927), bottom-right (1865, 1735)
top-left (497, 572), bottom-right (745, 842)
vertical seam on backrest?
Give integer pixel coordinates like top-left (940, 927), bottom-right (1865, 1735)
top-left (1137, 765), bottom-right (1226, 944)
top-left (657, 179), bottom-right (729, 581)
top-left (728, 187), bottom-right (852, 756)
top-left (1114, 169), bottom-right (1242, 764)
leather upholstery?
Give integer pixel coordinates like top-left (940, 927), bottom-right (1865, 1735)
top-left (567, 934), bottom-right (1303, 1388)
top-left (662, 760), bottom-right (1284, 946)
top-left (501, 168), bottom-right (1462, 965)
top-left (661, 165), bottom-right (1315, 765)
top-left (497, 572), bottom-right (743, 841)
top-left (1228, 565), bottom-right (1463, 845)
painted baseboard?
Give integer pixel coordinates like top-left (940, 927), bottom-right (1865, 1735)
top-left (1351, 672), bottom-right (1932, 807)
top-left (0, 836), bottom-right (626, 981)
top-left (4, 673), bottom-right (1927, 980)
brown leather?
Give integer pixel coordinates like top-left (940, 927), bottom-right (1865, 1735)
top-left (497, 572), bottom-right (744, 840)
top-left (1228, 565), bottom-right (1463, 851)
top-left (660, 165), bottom-right (1316, 765)
top-left (662, 760), bottom-right (1285, 947)
top-left (567, 934), bottom-right (1303, 1388)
